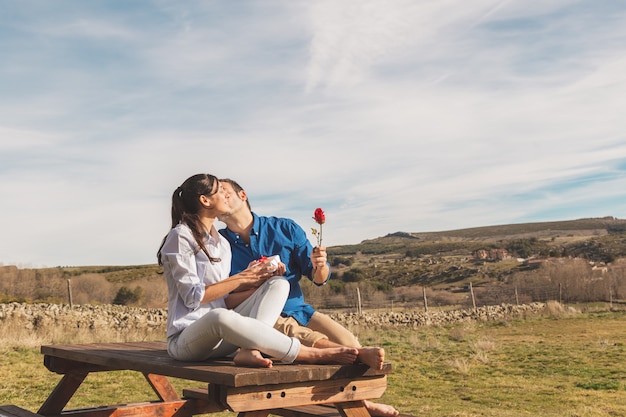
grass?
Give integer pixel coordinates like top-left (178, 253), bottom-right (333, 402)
top-left (2, 309), bottom-right (626, 416)
top-left (359, 309), bottom-right (626, 416)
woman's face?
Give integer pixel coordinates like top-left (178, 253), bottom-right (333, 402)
top-left (206, 182), bottom-right (230, 214)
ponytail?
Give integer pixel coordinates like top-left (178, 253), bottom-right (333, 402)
top-left (157, 174), bottom-right (221, 265)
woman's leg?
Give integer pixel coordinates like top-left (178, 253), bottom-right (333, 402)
top-left (169, 307), bottom-right (301, 363)
top-left (167, 279), bottom-right (358, 366)
top-left (234, 276), bottom-right (288, 325)
top-left (167, 308), bottom-right (231, 362)
top-left (227, 276), bottom-right (292, 366)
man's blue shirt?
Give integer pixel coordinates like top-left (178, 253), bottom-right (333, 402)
top-left (219, 213), bottom-right (330, 326)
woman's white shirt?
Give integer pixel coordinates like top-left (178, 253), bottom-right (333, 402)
top-left (160, 223), bottom-right (232, 338)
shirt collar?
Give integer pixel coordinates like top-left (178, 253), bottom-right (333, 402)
top-left (205, 228), bottom-right (220, 246)
top-left (223, 212), bottom-right (260, 245)
top-left (250, 212), bottom-right (261, 237)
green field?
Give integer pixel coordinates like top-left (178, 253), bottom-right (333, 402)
top-left (2, 309), bottom-right (626, 417)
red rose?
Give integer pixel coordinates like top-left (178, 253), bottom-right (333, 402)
top-left (311, 208), bottom-right (325, 247)
top-left (313, 208), bottom-right (326, 225)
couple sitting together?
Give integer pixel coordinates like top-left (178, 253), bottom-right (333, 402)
top-left (157, 173), bottom-right (398, 417)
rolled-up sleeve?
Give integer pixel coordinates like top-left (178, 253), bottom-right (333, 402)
top-left (162, 224), bottom-right (231, 338)
top-left (161, 230), bottom-right (206, 311)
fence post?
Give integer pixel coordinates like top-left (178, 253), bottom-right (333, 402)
top-left (559, 283), bottom-right (562, 304)
top-left (67, 279), bottom-right (73, 307)
top-left (470, 282), bottom-right (476, 310)
top-left (515, 286), bottom-right (519, 305)
top-left (356, 287), bottom-right (362, 316)
top-left (423, 286), bottom-right (428, 313)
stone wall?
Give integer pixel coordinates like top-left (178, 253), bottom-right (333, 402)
top-left (0, 302), bottom-right (547, 333)
top-left (0, 302), bottom-right (167, 331)
top-left (328, 302), bottom-right (546, 328)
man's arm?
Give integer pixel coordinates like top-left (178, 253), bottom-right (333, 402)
top-left (311, 246), bottom-right (330, 285)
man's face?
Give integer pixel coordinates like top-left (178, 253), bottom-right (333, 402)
top-left (220, 182), bottom-right (246, 214)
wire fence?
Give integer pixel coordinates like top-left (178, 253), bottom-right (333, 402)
top-left (305, 274), bottom-right (626, 313)
top-left (2, 260), bottom-right (626, 312)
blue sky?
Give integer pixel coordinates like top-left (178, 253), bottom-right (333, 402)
top-left (2, 1), bottom-right (626, 267)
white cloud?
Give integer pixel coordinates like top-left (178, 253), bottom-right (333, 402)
top-left (1, 1), bottom-right (626, 266)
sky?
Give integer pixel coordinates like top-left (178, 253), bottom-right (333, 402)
top-left (1, 1), bottom-right (626, 268)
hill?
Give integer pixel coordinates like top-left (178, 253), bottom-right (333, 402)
top-left (328, 217), bottom-right (626, 257)
top-left (331, 216), bottom-right (626, 254)
top-left (2, 217), bottom-right (626, 309)
top-left (322, 216), bottom-right (626, 301)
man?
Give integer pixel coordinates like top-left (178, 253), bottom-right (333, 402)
top-left (218, 179), bottom-right (399, 417)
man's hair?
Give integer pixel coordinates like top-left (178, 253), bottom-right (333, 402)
top-left (220, 178), bottom-right (252, 211)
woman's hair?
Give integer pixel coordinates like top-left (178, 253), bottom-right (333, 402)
top-left (157, 173), bottom-right (221, 265)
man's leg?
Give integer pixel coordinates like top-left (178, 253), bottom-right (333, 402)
top-left (274, 316), bottom-right (328, 347)
top-left (306, 311), bottom-right (361, 348)
top-left (274, 315), bottom-right (398, 417)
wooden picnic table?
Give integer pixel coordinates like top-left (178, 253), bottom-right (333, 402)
top-left (36, 341), bottom-right (391, 417)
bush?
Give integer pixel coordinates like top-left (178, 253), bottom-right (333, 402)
top-left (330, 256), bottom-right (353, 267)
top-left (341, 268), bottom-right (365, 283)
top-left (113, 286), bottom-right (143, 306)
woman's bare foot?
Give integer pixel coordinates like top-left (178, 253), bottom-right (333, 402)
top-left (297, 346), bottom-right (358, 365)
top-left (364, 400), bottom-right (399, 417)
top-left (357, 347), bottom-right (385, 370)
top-left (234, 348), bottom-right (273, 368)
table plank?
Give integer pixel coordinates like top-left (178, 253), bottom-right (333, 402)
top-left (221, 376), bottom-right (387, 412)
top-left (41, 342), bottom-right (391, 388)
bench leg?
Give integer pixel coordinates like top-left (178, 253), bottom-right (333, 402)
top-left (144, 373), bottom-right (180, 402)
top-left (335, 401), bottom-right (371, 417)
top-left (38, 372), bottom-right (88, 416)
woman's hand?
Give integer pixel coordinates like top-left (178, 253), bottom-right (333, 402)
top-left (239, 258), bottom-right (279, 289)
top-left (201, 257), bottom-right (280, 305)
top-left (224, 258), bottom-right (283, 309)
top-left (274, 261), bottom-right (286, 276)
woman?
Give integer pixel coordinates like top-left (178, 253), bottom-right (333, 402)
top-left (157, 173), bottom-right (358, 367)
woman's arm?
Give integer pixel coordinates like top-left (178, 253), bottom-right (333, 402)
top-left (164, 225), bottom-right (279, 307)
top-left (224, 288), bottom-right (256, 308)
top-left (223, 258), bottom-right (287, 308)
top-left (201, 260), bottom-right (276, 304)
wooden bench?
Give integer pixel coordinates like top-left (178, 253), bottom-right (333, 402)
top-left (38, 341), bottom-right (391, 417)
top-left (269, 404), bottom-right (415, 417)
top-left (0, 405), bottom-right (42, 417)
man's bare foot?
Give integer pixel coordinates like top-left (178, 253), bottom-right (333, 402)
top-left (364, 400), bottom-right (399, 417)
top-left (234, 348), bottom-right (273, 368)
top-left (297, 346), bottom-right (358, 365)
top-left (357, 347), bottom-right (385, 370)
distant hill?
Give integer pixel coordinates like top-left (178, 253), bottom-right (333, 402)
top-left (325, 216), bottom-right (626, 290)
top-left (382, 216), bottom-right (626, 241)
top-left (329, 217), bottom-right (626, 256)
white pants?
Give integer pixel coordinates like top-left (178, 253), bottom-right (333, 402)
top-left (167, 276), bottom-right (300, 363)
